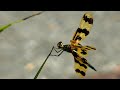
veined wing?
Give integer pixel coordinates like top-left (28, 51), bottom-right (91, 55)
top-left (74, 56), bottom-right (88, 77)
top-left (74, 56), bottom-right (96, 77)
top-left (71, 12), bottom-right (93, 45)
top-left (72, 49), bottom-right (96, 77)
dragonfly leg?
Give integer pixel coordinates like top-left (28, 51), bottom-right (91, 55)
top-left (53, 46), bottom-right (63, 53)
top-left (50, 50), bottom-right (64, 57)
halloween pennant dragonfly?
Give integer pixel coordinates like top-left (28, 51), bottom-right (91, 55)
top-left (50, 12), bottom-right (97, 77)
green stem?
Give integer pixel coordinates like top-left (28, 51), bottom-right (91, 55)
top-left (34, 46), bottom-right (54, 79)
top-left (0, 11), bottom-right (45, 33)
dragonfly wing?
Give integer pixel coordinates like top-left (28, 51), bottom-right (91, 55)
top-left (71, 12), bottom-right (93, 45)
top-left (74, 56), bottom-right (88, 77)
top-left (72, 49), bottom-right (96, 77)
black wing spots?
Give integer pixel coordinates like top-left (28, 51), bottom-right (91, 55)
top-left (82, 29), bottom-right (89, 36)
top-left (76, 28), bottom-right (82, 33)
top-left (75, 36), bottom-right (82, 41)
top-left (81, 58), bottom-right (88, 64)
top-left (85, 48), bottom-right (91, 50)
top-left (86, 46), bottom-right (96, 50)
top-left (81, 50), bottom-right (87, 55)
top-left (85, 48), bottom-right (93, 50)
top-left (89, 18), bottom-right (93, 24)
top-left (74, 58), bottom-right (87, 69)
top-left (81, 57), bottom-right (97, 71)
top-left (73, 28), bottom-right (78, 40)
top-left (83, 14), bottom-right (93, 24)
top-left (72, 50), bottom-right (78, 57)
top-left (77, 28), bottom-right (89, 36)
top-left (73, 28), bottom-right (89, 40)
top-left (75, 69), bottom-right (86, 76)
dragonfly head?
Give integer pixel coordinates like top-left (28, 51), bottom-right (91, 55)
top-left (57, 41), bottom-right (63, 48)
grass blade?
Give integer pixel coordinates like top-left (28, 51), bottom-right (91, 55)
top-left (0, 11), bottom-right (45, 33)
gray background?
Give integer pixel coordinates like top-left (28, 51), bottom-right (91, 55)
top-left (0, 11), bottom-right (120, 79)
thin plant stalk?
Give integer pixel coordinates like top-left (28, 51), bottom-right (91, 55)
top-left (0, 11), bottom-right (45, 33)
top-left (34, 46), bottom-right (54, 79)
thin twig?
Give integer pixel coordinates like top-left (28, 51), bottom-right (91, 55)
top-left (34, 46), bottom-right (54, 79)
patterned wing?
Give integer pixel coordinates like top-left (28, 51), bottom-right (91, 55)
top-left (71, 12), bottom-right (93, 45)
top-left (72, 49), bottom-right (96, 77)
top-left (74, 56), bottom-right (88, 77)
top-left (74, 56), bottom-right (96, 77)
top-left (72, 49), bottom-right (88, 77)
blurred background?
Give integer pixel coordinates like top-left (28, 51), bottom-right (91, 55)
top-left (0, 11), bottom-right (120, 79)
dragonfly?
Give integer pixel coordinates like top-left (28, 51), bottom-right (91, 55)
top-left (50, 12), bottom-right (97, 77)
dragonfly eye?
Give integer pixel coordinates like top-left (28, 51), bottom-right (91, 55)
top-left (57, 41), bottom-right (63, 48)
